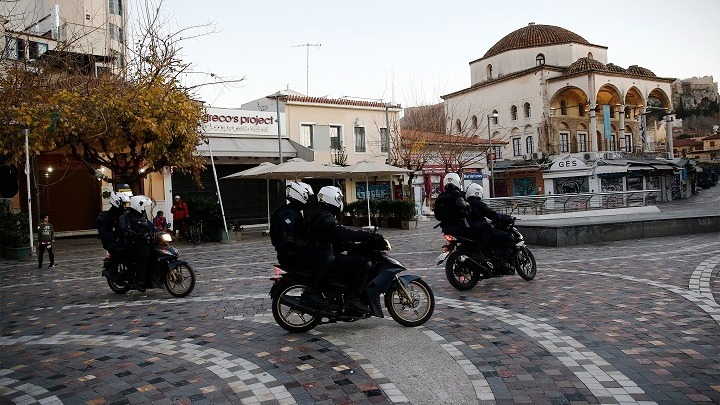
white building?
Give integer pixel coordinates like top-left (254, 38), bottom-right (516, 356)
top-left (442, 23), bottom-right (676, 198)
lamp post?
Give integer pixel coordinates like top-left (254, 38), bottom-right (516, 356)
top-left (487, 112), bottom-right (498, 197)
top-left (384, 103), bottom-right (395, 200)
top-left (268, 91), bottom-right (287, 163)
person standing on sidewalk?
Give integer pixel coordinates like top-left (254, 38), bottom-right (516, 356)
top-left (37, 213), bottom-right (55, 269)
top-left (171, 195), bottom-right (189, 240)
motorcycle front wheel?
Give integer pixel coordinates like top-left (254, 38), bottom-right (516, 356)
top-left (107, 263), bottom-right (131, 294)
top-left (272, 283), bottom-right (320, 333)
top-left (444, 251), bottom-right (481, 290)
top-left (384, 278), bottom-right (434, 327)
top-left (165, 264), bottom-right (196, 297)
top-left (515, 247), bottom-right (537, 281)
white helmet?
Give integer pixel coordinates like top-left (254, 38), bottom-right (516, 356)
top-left (317, 186), bottom-right (344, 212)
top-left (129, 195), bottom-right (152, 214)
top-left (109, 191), bottom-right (131, 208)
top-left (443, 173), bottom-right (462, 190)
top-left (466, 183), bottom-right (484, 199)
top-left (286, 181), bottom-right (313, 205)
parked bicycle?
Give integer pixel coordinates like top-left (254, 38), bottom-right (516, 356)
top-left (187, 217), bottom-right (205, 245)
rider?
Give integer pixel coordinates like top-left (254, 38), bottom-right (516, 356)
top-left (97, 191), bottom-right (131, 266)
top-left (433, 173), bottom-right (471, 236)
top-left (465, 183), bottom-right (516, 273)
top-left (270, 181), bottom-right (331, 307)
top-left (307, 186), bottom-right (384, 314)
top-left (118, 195), bottom-right (154, 291)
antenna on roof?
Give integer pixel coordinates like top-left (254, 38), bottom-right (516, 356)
top-left (293, 43), bottom-right (322, 95)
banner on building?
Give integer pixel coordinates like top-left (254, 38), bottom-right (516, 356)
top-left (603, 104), bottom-right (612, 139)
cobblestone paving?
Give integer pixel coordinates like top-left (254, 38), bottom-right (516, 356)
top-left (1, 222), bottom-right (719, 404)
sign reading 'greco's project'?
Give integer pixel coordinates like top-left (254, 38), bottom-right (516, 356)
top-left (201, 107), bottom-right (284, 136)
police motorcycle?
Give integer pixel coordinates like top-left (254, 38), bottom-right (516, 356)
top-left (102, 196), bottom-right (196, 297)
top-left (434, 179), bottom-right (536, 291)
top-left (270, 233), bottom-right (435, 333)
top-left (437, 217), bottom-right (536, 290)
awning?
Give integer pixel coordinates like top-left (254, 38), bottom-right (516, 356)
top-left (196, 137), bottom-right (297, 158)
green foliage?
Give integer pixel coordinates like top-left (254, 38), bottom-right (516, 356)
top-left (345, 199), bottom-right (376, 218)
top-left (0, 209), bottom-right (30, 248)
top-left (372, 199), bottom-right (417, 220)
top-left (185, 195), bottom-right (223, 239)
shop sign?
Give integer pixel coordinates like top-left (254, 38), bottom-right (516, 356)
top-left (549, 156), bottom-right (588, 171)
top-left (201, 107), bottom-right (284, 136)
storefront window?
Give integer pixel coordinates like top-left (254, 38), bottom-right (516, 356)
top-left (554, 176), bottom-right (589, 194)
top-left (627, 176), bottom-right (643, 191)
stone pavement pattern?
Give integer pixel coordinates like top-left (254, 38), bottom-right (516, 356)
top-left (1, 218), bottom-right (720, 404)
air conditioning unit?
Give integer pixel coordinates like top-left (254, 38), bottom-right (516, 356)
top-left (603, 152), bottom-right (616, 160)
top-left (582, 152), bottom-right (596, 161)
top-left (531, 152), bottom-right (543, 160)
top-left (522, 154), bottom-right (530, 160)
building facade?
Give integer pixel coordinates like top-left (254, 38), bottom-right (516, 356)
top-left (442, 23), bottom-right (678, 199)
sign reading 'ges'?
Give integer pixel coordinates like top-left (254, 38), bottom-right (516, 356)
top-left (201, 107), bottom-right (285, 136)
top-left (549, 157), bottom-right (589, 171)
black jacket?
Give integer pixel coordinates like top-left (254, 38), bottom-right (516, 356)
top-left (434, 188), bottom-right (470, 228)
top-left (466, 197), bottom-right (511, 225)
top-left (97, 206), bottom-right (125, 248)
top-left (270, 202), bottom-right (308, 254)
top-left (308, 210), bottom-right (374, 252)
top-left (118, 210), bottom-right (154, 245)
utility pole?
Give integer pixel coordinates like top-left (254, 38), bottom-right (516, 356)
top-left (293, 43), bottom-right (321, 95)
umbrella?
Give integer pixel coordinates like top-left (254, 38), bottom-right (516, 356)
top-left (240, 158), bottom-right (345, 180)
top-left (220, 162), bottom-right (277, 230)
top-left (343, 160), bottom-right (414, 227)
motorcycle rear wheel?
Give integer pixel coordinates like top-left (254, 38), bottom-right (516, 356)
top-left (107, 264), bottom-right (131, 294)
top-left (272, 283), bottom-right (320, 333)
top-left (385, 278), bottom-right (434, 327)
top-left (445, 251), bottom-right (481, 290)
top-left (165, 264), bottom-right (196, 297)
top-left (515, 247), bottom-right (537, 281)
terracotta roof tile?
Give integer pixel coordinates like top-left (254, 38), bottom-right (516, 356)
top-left (284, 95), bottom-right (389, 108)
top-left (627, 65), bottom-right (657, 77)
top-left (564, 57), bottom-right (608, 74)
top-left (483, 24), bottom-right (590, 58)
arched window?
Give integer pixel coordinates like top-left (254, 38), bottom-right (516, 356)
top-left (455, 119), bottom-right (462, 133)
top-left (524, 102), bottom-right (531, 118)
top-left (471, 115), bottom-right (478, 129)
top-left (578, 103), bottom-right (585, 117)
top-left (511, 105), bottom-right (518, 121)
top-left (587, 52), bottom-right (593, 59)
top-left (486, 64), bottom-right (493, 80)
top-left (560, 100), bottom-right (567, 116)
top-left (491, 110), bottom-right (498, 124)
top-left (536, 53), bottom-right (545, 66)
top-left (526, 136), bottom-right (534, 154)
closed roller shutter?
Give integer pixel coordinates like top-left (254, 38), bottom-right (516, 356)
top-left (172, 164), bottom-right (284, 225)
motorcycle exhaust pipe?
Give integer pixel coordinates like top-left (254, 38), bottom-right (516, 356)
top-left (458, 255), bottom-right (492, 278)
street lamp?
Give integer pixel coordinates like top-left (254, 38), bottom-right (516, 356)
top-left (487, 112), bottom-right (498, 197)
top-left (267, 91), bottom-right (288, 163)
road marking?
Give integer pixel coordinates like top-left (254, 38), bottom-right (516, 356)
top-left (689, 253), bottom-right (720, 301)
top-left (0, 334), bottom-right (297, 404)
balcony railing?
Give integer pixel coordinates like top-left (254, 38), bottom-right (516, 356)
top-left (485, 190), bottom-right (662, 215)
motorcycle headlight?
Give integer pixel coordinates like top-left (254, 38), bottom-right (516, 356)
top-left (160, 233), bottom-right (173, 242)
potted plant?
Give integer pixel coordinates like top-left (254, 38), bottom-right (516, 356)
top-left (346, 200), bottom-right (368, 227)
top-left (0, 208), bottom-right (31, 259)
top-left (394, 200), bottom-right (418, 230)
top-left (376, 199), bottom-right (393, 228)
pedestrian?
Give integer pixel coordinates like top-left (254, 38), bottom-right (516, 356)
top-left (154, 210), bottom-right (169, 231)
top-left (170, 195), bottom-right (189, 239)
top-left (37, 213), bottom-right (55, 269)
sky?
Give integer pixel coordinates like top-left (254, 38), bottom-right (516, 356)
top-left (137, 0), bottom-right (720, 109)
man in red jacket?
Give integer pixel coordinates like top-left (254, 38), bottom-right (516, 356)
top-left (170, 195), bottom-right (189, 239)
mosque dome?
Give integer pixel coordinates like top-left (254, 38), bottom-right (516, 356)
top-left (627, 65), bottom-right (657, 77)
top-left (564, 57), bottom-right (608, 74)
top-left (483, 23), bottom-right (590, 58)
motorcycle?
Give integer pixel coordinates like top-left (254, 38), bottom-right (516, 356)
top-left (437, 218), bottom-right (536, 290)
top-left (269, 237), bottom-right (435, 333)
top-left (101, 231), bottom-right (196, 297)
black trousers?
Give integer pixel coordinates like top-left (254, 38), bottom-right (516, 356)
top-left (127, 243), bottom-right (151, 283)
top-left (38, 242), bottom-right (54, 267)
top-left (333, 254), bottom-right (372, 297)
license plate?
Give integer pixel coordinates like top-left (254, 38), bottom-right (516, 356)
top-left (436, 252), bottom-right (449, 263)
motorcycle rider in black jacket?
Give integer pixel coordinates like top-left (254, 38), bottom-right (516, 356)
top-left (465, 183), bottom-right (515, 273)
top-left (307, 186), bottom-right (383, 314)
top-left (434, 173), bottom-right (472, 235)
top-left (270, 181), bottom-right (332, 307)
top-left (98, 191), bottom-right (130, 266)
top-left (118, 195), bottom-right (154, 291)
